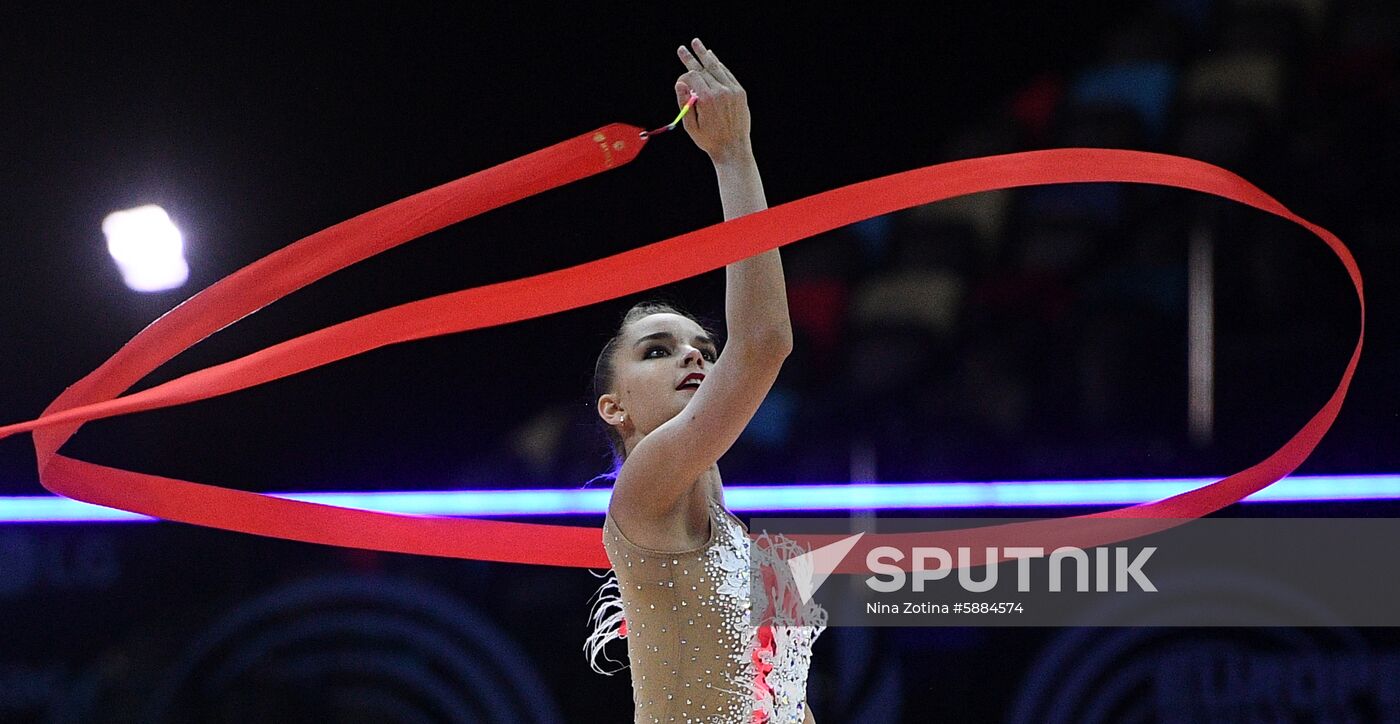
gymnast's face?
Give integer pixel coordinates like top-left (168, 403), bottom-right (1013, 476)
top-left (598, 313), bottom-right (719, 439)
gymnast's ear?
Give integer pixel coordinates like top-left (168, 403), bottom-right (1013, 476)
top-left (597, 394), bottom-right (626, 427)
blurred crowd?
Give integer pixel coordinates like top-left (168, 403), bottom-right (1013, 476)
top-left (502, 0), bottom-right (1396, 488)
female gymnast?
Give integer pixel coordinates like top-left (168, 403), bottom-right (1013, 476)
top-left (584, 38), bottom-right (822, 724)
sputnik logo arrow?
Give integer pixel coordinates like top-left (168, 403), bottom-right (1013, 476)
top-left (786, 532), bottom-right (866, 604)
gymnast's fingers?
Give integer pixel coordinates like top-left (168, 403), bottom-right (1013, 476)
top-left (678, 43), bottom-right (715, 84)
top-left (692, 38), bottom-right (740, 88)
top-left (678, 69), bottom-right (714, 100)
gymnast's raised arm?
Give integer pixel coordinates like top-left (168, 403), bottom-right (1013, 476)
top-left (606, 38), bottom-right (791, 520)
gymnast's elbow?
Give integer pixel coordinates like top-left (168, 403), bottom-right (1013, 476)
top-left (726, 328), bottom-right (793, 365)
top-left (760, 323), bottom-right (795, 358)
top-left (769, 327), bottom-right (795, 358)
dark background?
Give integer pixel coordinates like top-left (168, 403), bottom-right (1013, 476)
top-left (1, 1), bottom-right (1397, 722)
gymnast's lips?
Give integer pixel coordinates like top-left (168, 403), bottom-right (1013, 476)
top-left (676, 372), bottom-right (705, 390)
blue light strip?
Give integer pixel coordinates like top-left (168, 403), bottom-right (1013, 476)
top-left (0, 474), bottom-right (1396, 524)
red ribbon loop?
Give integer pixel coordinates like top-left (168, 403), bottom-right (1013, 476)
top-left (5, 125), bottom-right (1364, 569)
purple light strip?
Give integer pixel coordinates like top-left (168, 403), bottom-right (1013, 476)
top-left (0, 474), bottom-right (1395, 524)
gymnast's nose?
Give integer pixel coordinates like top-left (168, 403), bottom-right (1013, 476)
top-left (681, 347), bottom-right (704, 368)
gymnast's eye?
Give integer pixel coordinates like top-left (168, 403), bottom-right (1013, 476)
top-left (702, 349), bottom-right (718, 362)
top-left (645, 346), bottom-right (669, 358)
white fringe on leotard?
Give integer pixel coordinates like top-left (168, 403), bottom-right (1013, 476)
top-left (583, 568), bottom-right (629, 675)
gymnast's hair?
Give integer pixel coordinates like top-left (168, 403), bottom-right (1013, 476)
top-left (590, 299), bottom-right (722, 473)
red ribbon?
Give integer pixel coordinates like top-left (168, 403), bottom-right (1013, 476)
top-left (0, 123), bottom-right (1364, 569)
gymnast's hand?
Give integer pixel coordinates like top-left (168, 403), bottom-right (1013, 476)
top-left (675, 37), bottom-right (751, 163)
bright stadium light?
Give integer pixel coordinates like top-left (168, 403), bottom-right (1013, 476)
top-left (101, 204), bottom-right (189, 292)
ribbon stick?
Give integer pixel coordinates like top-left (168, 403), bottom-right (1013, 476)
top-left (3, 119), bottom-right (1364, 569)
top-left (641, 91), bottom-right (699, 138)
